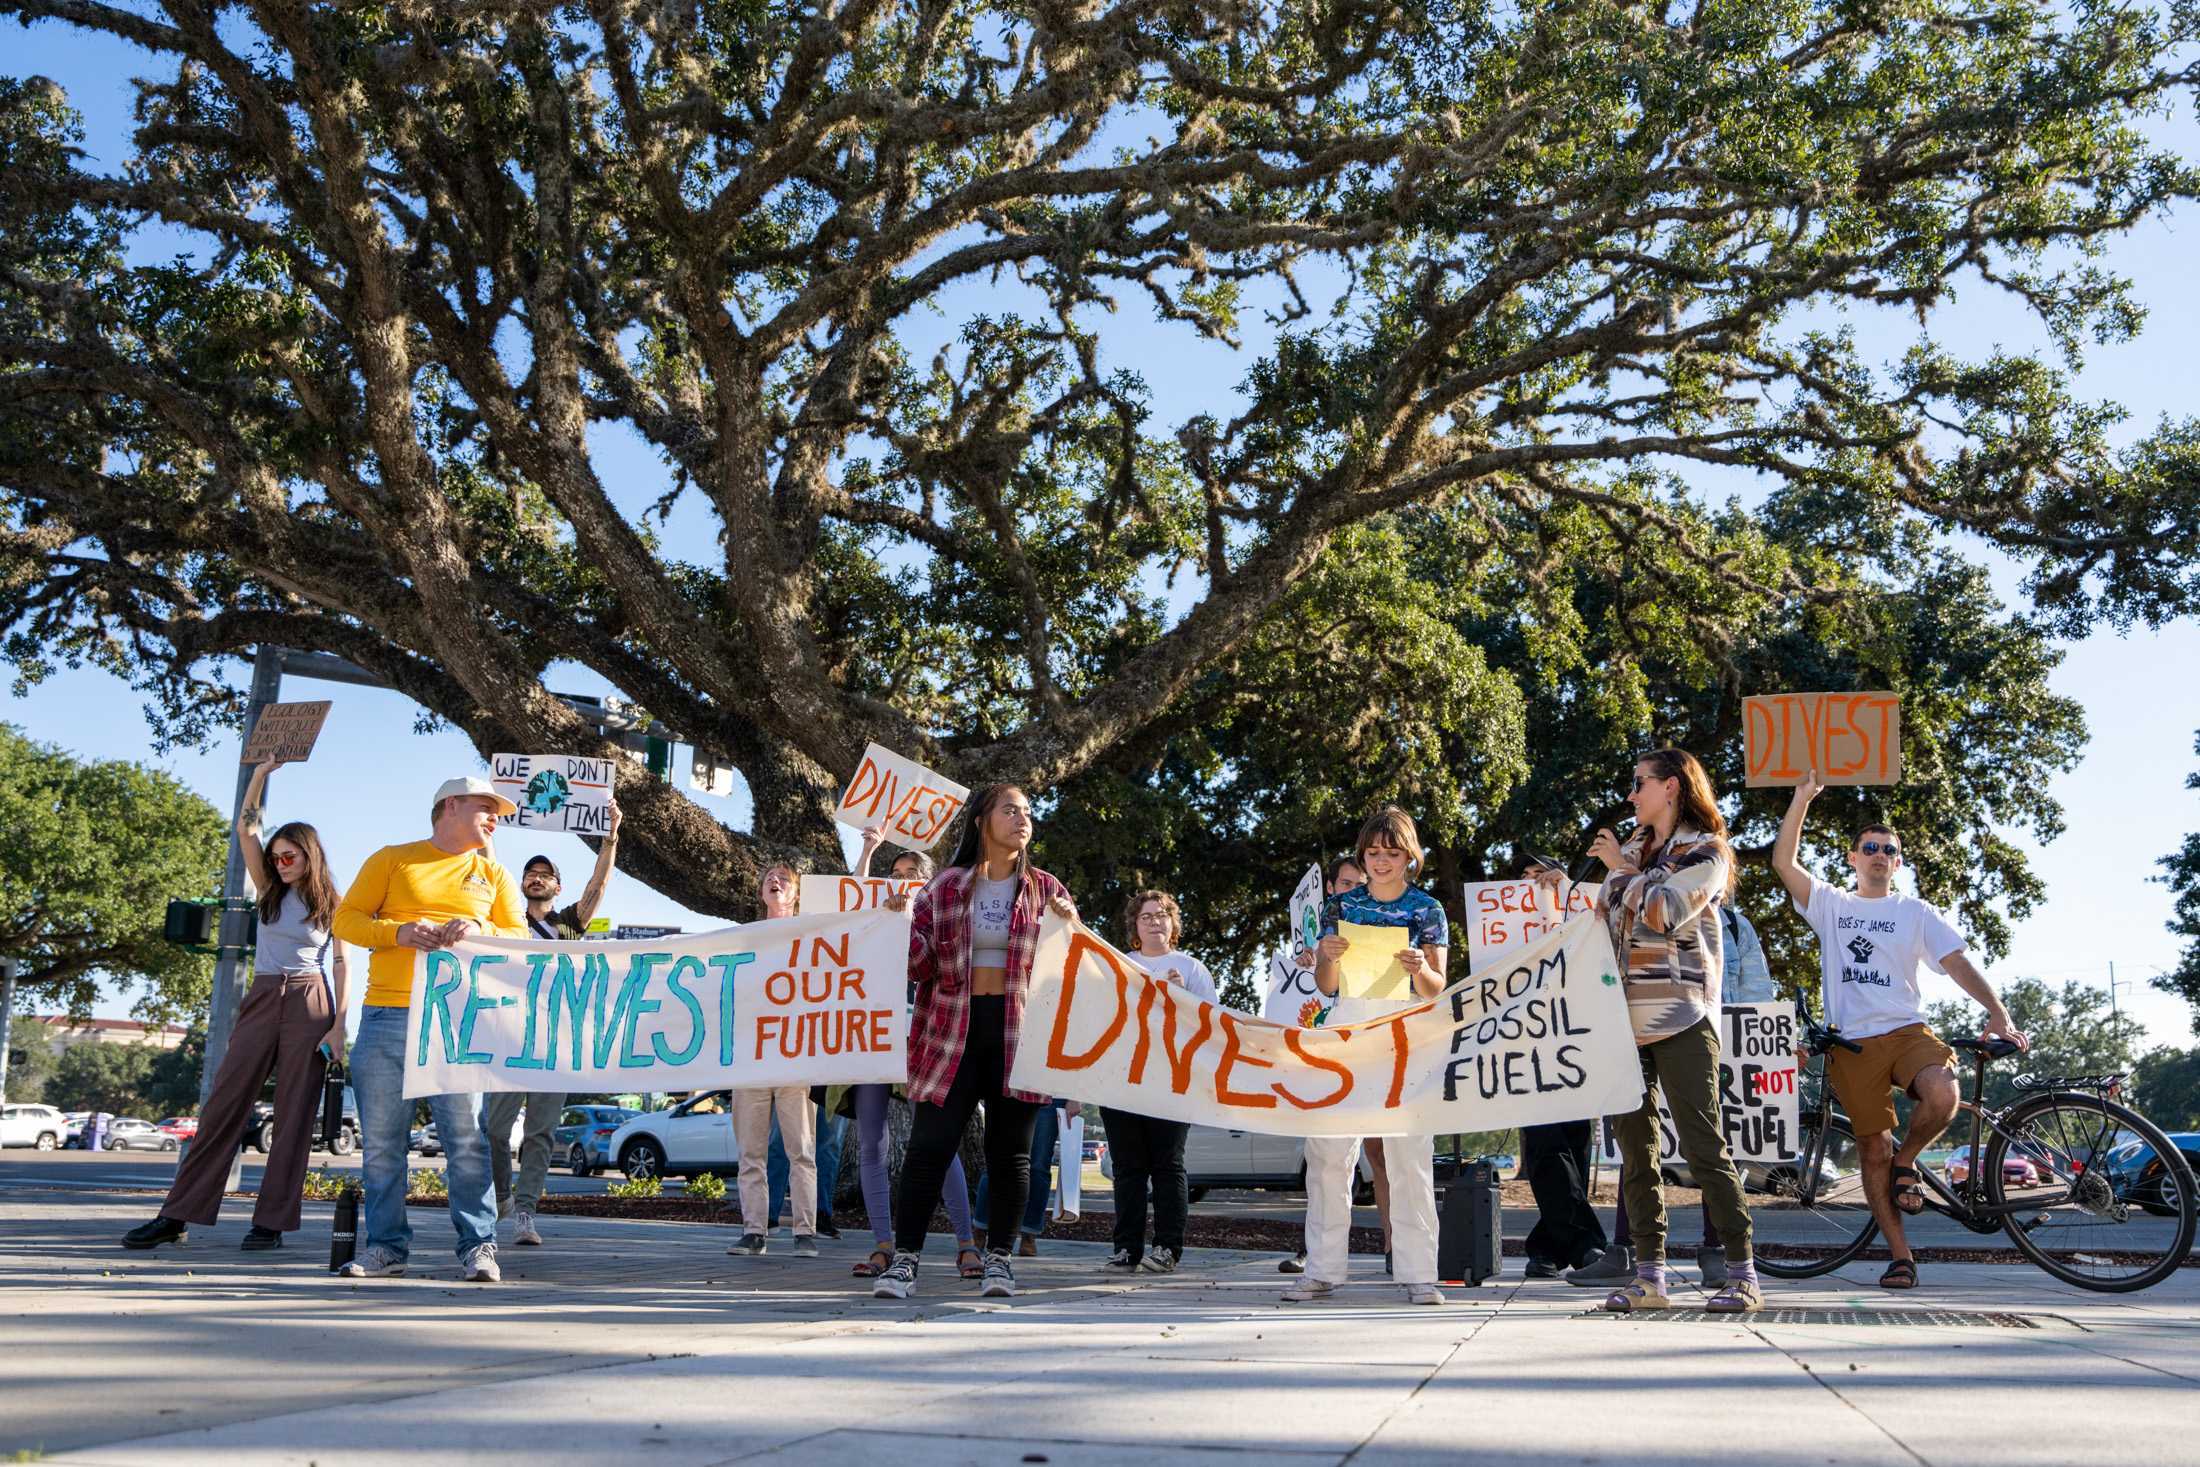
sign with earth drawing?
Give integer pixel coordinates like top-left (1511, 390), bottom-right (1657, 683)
top-left (491, 752), bottom-right (618, 835)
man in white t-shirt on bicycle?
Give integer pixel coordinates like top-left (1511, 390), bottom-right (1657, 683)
top-left (1771, 769), bottom-right (2028, 1290)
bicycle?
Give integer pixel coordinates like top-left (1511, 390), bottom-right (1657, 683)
top-left (1754, 1017), bottom-right (2196, 1292)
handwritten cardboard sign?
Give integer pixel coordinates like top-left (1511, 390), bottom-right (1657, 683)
top-left (833, 743), bottom-right (970, 851)
top-left (239, 701), bottom-right (332, 764)
top-left (1261, 864), bottom-right (1329, 1025)
top-left (491, 752), bottom-right (617, 834)
top-left (1598, 1003), bottom-right (1799, 1163)
top-left (799, 875), bottom-right (926, 914)
top-left (1464, 878), bottom-right (1601, 970)
top-left (1744, 692), bottom-right (1902, 787)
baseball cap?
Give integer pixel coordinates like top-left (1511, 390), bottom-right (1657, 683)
top-left (523, 856), bottom-right (561, 879)
top-left (433, 775), bottom-right (519, 819)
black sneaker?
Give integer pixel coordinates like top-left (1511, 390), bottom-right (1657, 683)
top-left (1524, 1256), bottom-right (1564, 1279)
top-left (241, 1226), bottom-right (283, 1251)
top-left (1278, 1252), bottom-right (1307, 1274)
top-left (1103, 1248), bottom-right (1138, 1271)
top-left (1384, 1249), bottom-right (1393, 1276)
top-left (1565, 1244), bottom-right (1633, 1287)
top-left (728, 1232), bottom-right (767, 1256)
top-left (817, 1219), bottom-right (842, 1241)
top-left (1138, 1246), bottom-right (1179, 1273)
top-left (122, 1216), bottom-right (187, 1251)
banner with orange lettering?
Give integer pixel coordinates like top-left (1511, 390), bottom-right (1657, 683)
top-left (1012, 913), bottom-right (1643, 1136)
top-left (402, 912), bottom-right (909, 1097)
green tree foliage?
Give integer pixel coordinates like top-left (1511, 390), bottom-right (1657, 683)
top-left (43, 1039), bottom-right (159, 1117)
top-left (143, 1025), bottom-right (207, 1119)
top-left (1, 4), bottom-right (2195, 926)
top-left (0, 725), bottom-right (228, 1019)
top-left (2, 1008), bottom-right (56, 1103)
top-left (1923, 978), bottom-right (2146, 1116)
top-left (2154, 734), bottom-right (2200, 1033)
top-left (2131, 1047), bottom-right (2200, 1133)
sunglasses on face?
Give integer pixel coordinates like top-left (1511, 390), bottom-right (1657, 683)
top-left (272, 851), bottom-right (301, 867)
top-left (1858, 840), bottom-right (1901, 857)
top-left (1632, 774), bottom-right (1668, 792)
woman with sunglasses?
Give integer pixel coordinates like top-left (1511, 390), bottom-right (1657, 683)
top-left (871, 785), bottom-right (1077, 1301)
top-left (124, 761), bottom-right (347, 1251)
top-left (1533, 747), bottom-right (1760, 1312)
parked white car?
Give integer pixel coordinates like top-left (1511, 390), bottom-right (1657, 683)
top-left (0, 1103), bottom-right (68, 1150)
top-left (607, 1090), bottom-right (745, 1181)
top-left (1104, 1122), bottom-right (1374, 1204)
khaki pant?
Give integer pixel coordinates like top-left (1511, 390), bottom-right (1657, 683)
top-left (735, 1086), bottom-right (814, 1234)
top-left (484, 1090), bottom-right (564, 1215)
top-left (1611, 1018), bottom-right (1755, 1265)
top-left (162, 972), bottom-right (331, 1231)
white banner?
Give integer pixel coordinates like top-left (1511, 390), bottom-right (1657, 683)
top-left (800, 874), bottom-right (924, 913)
top-left (833, 742), bottom-right (970, 851)
top-left (1597, 1002), bottom-right (1800, 1163)
top-left (402, 912), bottom-right (909, 1097)
top-left (1013, 913), bottom-right (1643, 1136)
top-left (491, 752), bottom-right (617, 835)
top-left (1463, 877), bottom-right (1601, 970)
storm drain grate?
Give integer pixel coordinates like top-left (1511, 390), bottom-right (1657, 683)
top-left (1580, 1307), bottom-right (2044, 1328)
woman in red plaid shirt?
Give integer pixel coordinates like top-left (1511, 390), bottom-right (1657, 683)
top-left (873, 784), bottom-right (1078, 1301)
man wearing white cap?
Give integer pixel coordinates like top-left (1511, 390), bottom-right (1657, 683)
top-left (332, 775), bottom-right (528, 1281)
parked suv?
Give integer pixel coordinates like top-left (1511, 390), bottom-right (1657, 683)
top-left (556, 1104), bottom-right (642, 1176)
top-left (244, 1086), bottom-right (359, 1156)
top-left (1105, 1123), bottom-right (1375, 1204)
top-left (0, 1103), bottom-right (68, 1150)
top-left (608, 1091), bottom-right (740, 1180)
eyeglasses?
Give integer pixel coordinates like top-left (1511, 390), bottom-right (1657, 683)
top-left (1632, 774), bottom-right (1670, 792)
top-left (1858, 840), bottom-right (1901, 857)
top-left (272, 852), bottom-right (301, 867)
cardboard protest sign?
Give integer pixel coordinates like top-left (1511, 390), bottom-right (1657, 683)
top-left (834, 743), bottom-right (971, 851)
top-left (800, 874), bottom-right (925, 913)
top-left (1465, 878), bottom-right (1601, 969)
top-left (403, 911), bottom-right (908, 1097)
top-left (1597, 1003), bottom-right (1799, 1164)
top-left (239, 701), bottom-right (332, 764)
top-left (491, 753), bottom-right (618, 834)
top-left (1013, 913), bottom-right (1643, 1137)
top-left (1334, 920), bottom-right (1413, 1000)
top-left (1261, 864), bottom-right (1329, 1024)
top-left (1744, 692), bottom-right (1902, 787)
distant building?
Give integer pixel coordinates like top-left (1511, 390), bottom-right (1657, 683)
top-left (30, 1016), bottom-right (190, 1055)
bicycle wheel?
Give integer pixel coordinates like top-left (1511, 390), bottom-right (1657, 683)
top-left (1754, 1112), bottom-right (1879, 1279)
top-left (1986, 1091), bottom-right (2198, 1293)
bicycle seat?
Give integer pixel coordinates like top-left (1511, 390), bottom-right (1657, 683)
top-left (1948, 1036), bottom-right (2024, 1059)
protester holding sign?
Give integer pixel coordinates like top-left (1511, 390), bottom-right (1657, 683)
top-left (332, 775), bottom-right (527, 1282)
top-left (1285, 808), bottom-right (1450, 1307)
top-left (124, 763), bottom-right (348, 1253)
top-left (484, 801), bottom-right (622, 1248)
top-left (729, 864), bottom-right (820, 1258)
top-left (872, 785), bottom-right (1079, 1301)
top-left (1540, 748), bottom-right (1761, 1314)
top-left (1096, 890), bottom-right (1215, 1275)
top-left (1773, 768), bottom-right (2028, 1291)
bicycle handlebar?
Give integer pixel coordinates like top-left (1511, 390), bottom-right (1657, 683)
top-left (1799, 1016), bottom-right (1863, 1057)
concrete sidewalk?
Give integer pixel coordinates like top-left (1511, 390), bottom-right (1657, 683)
top-left (5, 1186), bottom-right (2196, 1466)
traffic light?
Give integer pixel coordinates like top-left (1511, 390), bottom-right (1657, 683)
top-left (164, 899), bottom-right (216, 945)
top-left (645, 735), bottom-right (672, 780)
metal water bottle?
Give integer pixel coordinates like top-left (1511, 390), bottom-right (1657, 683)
top-left (329, 1182), bottom-right (361, 1273)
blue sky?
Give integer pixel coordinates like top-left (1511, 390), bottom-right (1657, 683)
top-left (6, 15), bottom-right (2198, 1050)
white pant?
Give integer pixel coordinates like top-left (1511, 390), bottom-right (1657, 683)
top-left (1303, 1132), bottom-right (1438, 1286)
top-left (1056, 1114), bottom-right (1084, 1220)
top-left (734, 1086), bottom-right (814, 1235)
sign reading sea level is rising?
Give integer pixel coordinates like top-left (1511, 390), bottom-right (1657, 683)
top-left (834, 743), bottom-right (970, 851)
top-left (1743, 692), bottom-right (1901, 787)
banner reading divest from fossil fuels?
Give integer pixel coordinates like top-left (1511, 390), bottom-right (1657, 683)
top-left (1011, 913), bottom-right (1643, 1136)
top-left (403, 911), bottom-right (909, 1097)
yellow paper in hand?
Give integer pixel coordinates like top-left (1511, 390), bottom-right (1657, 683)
top-left (1334, 920), bottom-right (1412, 1000)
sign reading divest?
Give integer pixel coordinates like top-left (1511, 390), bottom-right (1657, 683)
top-left (239, 701), bottom-right (332, 764)
top-left (401, 912), bottom-right (909, 1097)
top-left (1013, 914), bottom-right (1643, 1137)
top-left (834, 743), bottom-right (970, 851)
top-left (1464, 878), bottom-right (1601, 969)
top-left (1598, 1002), bottom-right (1799, 1164)
top-left (800, 875), bottom-right (926, 913)
top-left (491, 753), bottom-right (617, 834)
top-left (1743, 692), bottom-right (1902, 787)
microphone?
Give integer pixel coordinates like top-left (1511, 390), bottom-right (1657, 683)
top-left (1570, 816), bottom-right (1636, 886)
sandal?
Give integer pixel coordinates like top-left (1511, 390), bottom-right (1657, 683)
top-left (1890, 1163), bottom-right (1926, 1216)
top-left (1601, 1279), bottom-right (1671, 1313)
top-left (1706, 1278), bottom-right (1763, 1313)
top-left (956, 1245), bottom-right (985, 1279)
top-left (1879, 1258), bottom-right (1919, 1291)
top-left (852, 1247), bottom-right (894, 1278)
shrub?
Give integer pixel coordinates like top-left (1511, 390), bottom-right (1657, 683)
top-left (684, 1171), bottom-right (726, 1201)
top-left (408, 1168), bottom-right (448, 1199)
top-left (607, 1174), bottom-right (662, 1199)
top-left (299, 1170), bottom-right (349, 1201)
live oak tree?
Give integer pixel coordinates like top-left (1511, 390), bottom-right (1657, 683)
top-left (2156, 734), bottom-right (2200, 1032)
top-left (3, 1), bottom-right (2198, 925)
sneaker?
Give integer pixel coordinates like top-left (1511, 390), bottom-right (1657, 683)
top-left (1278, 1252), bottom-right (1307, 1274)
top-left (1524, 1256), bottom-right (1564, 1279)
top-left (1281, 1277), bottom-right (1335, 1302)
top-left (339, 1244), bottom-right (407, 1279)
top-left (818, 1218), bottom-right (842, 1240)
top-left (792, 1234), bottom-right (820, 1258)
top-left (1405, 1283), bottom-right (1446, 1306)
top-left (1138, 1246), bottom-right (1180, 1273)
top-left (461, 1243), bottom-right (500, 1282)
top-left (1565, 1244), bottom-right (1633, 1287)
top-left (728, 1232), bottom-right (767, 1256)
top-left (1383, 1249), bottom-right (1393, 1276)
top-left (1103, 1248), bottom-right (1138, 1272)
top-left (980, 1251), bottom-right (1017, 1298)
top-left (497, 1194), bottom-right (513, 1220)
top-left (1696, 1244), bottom-right (1729, 1288)
top-left (514, 1211), bottom-right (542, 1247)
top-left (872, 1251), bottom-right (919, 1299)
top-left (121, 1216), bottom-right (188, 1251)
top-left (241, 1225), bottom-right (283, 1251)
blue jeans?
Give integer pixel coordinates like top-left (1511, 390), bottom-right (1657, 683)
top-left (976, 1101), bottom-right (1059, 1237)
top-left (769, 1103), bottom-right (846, 1224)
top-left (352, 1005), bottom-right (498, 1260)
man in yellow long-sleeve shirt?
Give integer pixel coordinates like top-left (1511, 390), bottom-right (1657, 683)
top-left (333, 775), bottom-right (527, 1282)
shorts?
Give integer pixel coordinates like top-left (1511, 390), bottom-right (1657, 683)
top-left (1827, 1023), bottom-right (1957, 1138)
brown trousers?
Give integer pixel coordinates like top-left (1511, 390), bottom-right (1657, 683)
top-left (163, 971), bottom-right (332, 1231)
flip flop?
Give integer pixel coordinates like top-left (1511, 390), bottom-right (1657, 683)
top-left (1880, 1258), bottom-right (1919, 1290)
top-left (1890, 1164), bottom-right (1926, 1215)
top-left (852, 1247), bottom-right (894, 1278)
top-left (956, 1245), bottom-right (985, 1279)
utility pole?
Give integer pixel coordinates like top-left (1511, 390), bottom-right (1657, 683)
top-left (0, 956), bottom-right (21, 1108)
top-left (199, 646), bottom-right (286, 1105)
